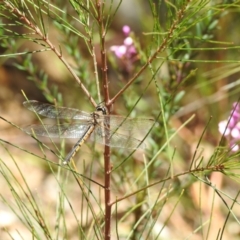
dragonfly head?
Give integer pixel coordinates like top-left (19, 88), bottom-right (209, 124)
top-left (96, 105), bottom-right (108, 115)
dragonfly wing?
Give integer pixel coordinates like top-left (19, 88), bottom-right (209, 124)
top-left (24, 124), bottom-right (92, 138)
top-left (101, 116), bottom-right (155, 135)
top-left (90, 127), bottom-right (146, 149)
top-left (25, 123), bottom-right (148, 148)
top-left (23, 100), bottom-right (92, 120)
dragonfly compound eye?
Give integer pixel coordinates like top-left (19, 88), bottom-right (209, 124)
top-left (96, 106), bottom-right (108, 115)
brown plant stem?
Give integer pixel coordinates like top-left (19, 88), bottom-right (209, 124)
top-left (96, 0), bottom-right (111, 239)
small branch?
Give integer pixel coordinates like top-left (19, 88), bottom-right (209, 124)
top-left (109, 0), bottom-right (192, 105)
top-left (97, 5), bottom-right (110, 106)
top-left (110, 164), bottom-right (223, 206)
top-left (92, 45), bottom-right (102, 104)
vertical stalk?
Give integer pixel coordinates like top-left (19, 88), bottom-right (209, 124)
top-left (96, 1), bottom-right (111, 239)
top-left (104, 146), bottom-right (111, 240)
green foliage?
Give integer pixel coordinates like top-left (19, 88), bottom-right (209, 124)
top-left (1, 0), bottom-right (240, 239)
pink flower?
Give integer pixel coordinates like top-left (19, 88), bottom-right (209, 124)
top-left (122, 25), bottom-right (131, 36)
top-left (218, 102), bottom-right (240, 151)
top-left (110, 25), bottom-right (138, 62)
top-left (110, 45), bottom-right (127, 59)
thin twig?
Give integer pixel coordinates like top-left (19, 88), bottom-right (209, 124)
top-left (109, 0), bottom-right (192, 106)
top-left (110, 164), bottom-right (224, 206)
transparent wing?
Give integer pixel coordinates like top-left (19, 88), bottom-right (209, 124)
top-left (24, 124), bottom-right (91, 138)
top-left (23, 100), bottom-right (155, 135)
top-left (24, 123), bottom-right (147, 149)
top-left (23, 100), bottom-right (154, 149)
top-left (100, 116), bottom-right (155, 135)
top-left (90, 127), bottom-right (146, 149)
top-left (23, 100), bottom-right (92, 120)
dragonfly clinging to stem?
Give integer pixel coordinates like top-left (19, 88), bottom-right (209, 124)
top-left (23, 100), bottom-right (154, 164)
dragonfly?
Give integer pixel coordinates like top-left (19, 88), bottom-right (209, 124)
top-left (23, 100), bottom-right (154, 164)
